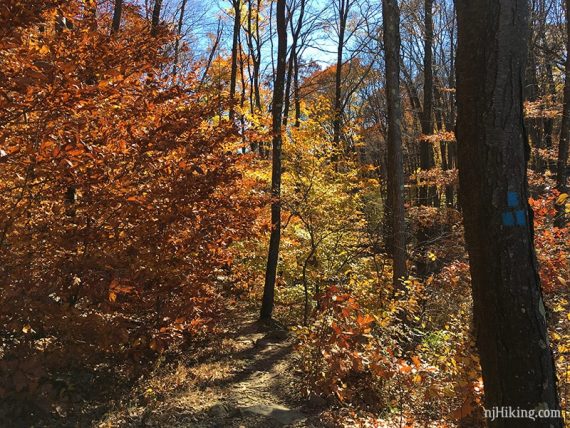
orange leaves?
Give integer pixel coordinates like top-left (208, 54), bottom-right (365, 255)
top-left (397, 360), bottom-right (413, 374)
top-left (411, 355), bottom-right (421, 369)
top-left (108, 278), bottom-right (137, 303)
top-left (529, 191), bottom-right (569, 292)
top-left (0, 0), bottom-right (264, 419)
top-left (524, 96), bottom-right (561, 119)
top-left (356, 313), bottom-right (374, 328)
top-left (418, 131), bottom-right (456, 144)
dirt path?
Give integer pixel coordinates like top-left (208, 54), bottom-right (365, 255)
top-left (99, 309), bottom-right (321, 427)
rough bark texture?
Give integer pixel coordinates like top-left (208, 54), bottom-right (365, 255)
top-left (382, 0), bottom-right (407, 290)
top-left (260, 0), bottom-right (287, 321)
top-left (456, 1), bottom-right (562, 426)
top-left (556, 0), bottom-right (570, 227)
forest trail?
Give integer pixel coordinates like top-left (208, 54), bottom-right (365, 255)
top-left (101, 308), bottom-right (320, 427)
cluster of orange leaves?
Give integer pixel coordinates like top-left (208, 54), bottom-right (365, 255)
top-left (529, 191), bottom-right (569, 292)
top-left (0, 0), bottom-right (263, 420)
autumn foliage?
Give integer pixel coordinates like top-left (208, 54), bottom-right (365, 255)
top-left (0, 1), bottom-right (263, 422)
top-left (0, 0), bottom-right (569, 426)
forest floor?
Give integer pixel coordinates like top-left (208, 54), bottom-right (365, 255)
top-left (97, 305), bottom-right (326, 427)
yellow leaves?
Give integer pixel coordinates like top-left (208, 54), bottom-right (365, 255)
top-left (553, 193), bottom-right (570, 215)
top-left (553, 299), bottom-right (568, 312)
top-left (555, 193), bottom-right (568, 205)
top-left (551, 331), bottom-right (562, 342)
top-left (22, 324), bottom-right (32, 334)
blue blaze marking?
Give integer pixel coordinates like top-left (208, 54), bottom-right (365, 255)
top-left (507, 191), bottom-right (520, 208)
top-left (502, 211), bottom-right (515, 226)
top-left (514, 209), bottom-right (526, 226)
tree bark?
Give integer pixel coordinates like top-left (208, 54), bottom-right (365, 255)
top-left (245, 0), bottom-right (262, 114)
top-left (556, 0), bottom-right (570, 227)
top-left (283, 0), bottom-right (305, 126)
top-left (456, 1), bottom-right (563, 426)
top-left (172, 0), bottom-right (188, 77)
top-left (151, 0), bottom-right (162, 36)
top-left (229, 0), bottom-right (241, 122)
top-left (260, 0), bottom-right (287, 321)
top-left (419, 0), bottom-right (434, 206)
top-left (333, 0), bottom-right (350, 146)
top-left (293, 52), bottom-right (301, 127)
top-left (111, 0), bottom-right (123, 34)
top-left (382, 0), bottom-right (407, 290)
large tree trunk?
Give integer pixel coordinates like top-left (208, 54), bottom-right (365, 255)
top-left (382, 0), bottom-right (407, 290)
top-left (456, 1), bottom-right (562, 426)
top-left (556, 0), bottom-right (570, 227)
top-left (260, 0), bottom-right (287, 321)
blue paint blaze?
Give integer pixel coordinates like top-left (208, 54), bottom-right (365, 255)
top-left (514, 209), bottom-right (526, 226)
top-left (502, 211), bottom-right (516, 226)
top-left (507, 191), bottom-right (520, 208)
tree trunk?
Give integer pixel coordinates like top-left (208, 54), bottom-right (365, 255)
top-left (151, 0), bottom-right (162, 36)
top-left (445, 13), bottom-right (456, 208)
top-left (294, 51), bottom-right (301, 127)
top-left (333, 0), bottom-right (349, 146)
top-left (419, 0), bottom-right (434, 206)
top-left (172, 0), bottom-right (188, 77)
top-left (111, 0), bottom-right (123, 34)
top-left (260, 0), bottom-right (287, 321)
top-left (245, 0), bottom-right (262, 114)
top-left (283, 0), bottom-right (305, 126)
top-left (556, 0), bottom-right (570, 228)
top-left (456, 1), bottom-right (563, 426)
top-left (229, 0), bottom-right (241, 122)
top-left (382, 0), bottom-right (407, 290)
